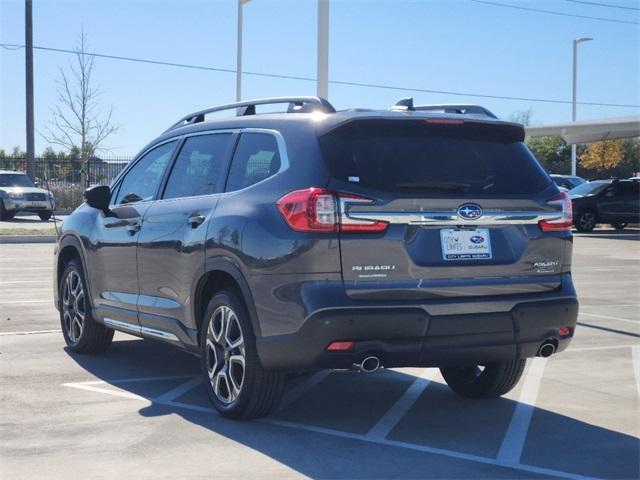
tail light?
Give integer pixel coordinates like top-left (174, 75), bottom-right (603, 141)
top-left (276, 188), bottom-right (388, 233)
top-left (538, 191), bottom-right (573, 232)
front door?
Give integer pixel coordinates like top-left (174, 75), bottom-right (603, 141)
top-left (136, 132), bottom-right (235, 344)
top-left (89, 140), bottom-right (178, 330)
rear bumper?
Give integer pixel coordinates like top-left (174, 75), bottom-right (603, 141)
top-left (255, 274), bottom-right (578, 370)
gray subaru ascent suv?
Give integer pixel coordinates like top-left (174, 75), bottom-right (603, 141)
top-left (54, 97), bottom-right (578, 419)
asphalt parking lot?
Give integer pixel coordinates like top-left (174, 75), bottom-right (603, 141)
top-left (1, 230), bottom-right (639, 479)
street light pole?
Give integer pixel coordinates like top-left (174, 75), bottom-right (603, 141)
top-left (317, 0), bottom-right (329, 99)
top-left (25, 0), bottom-right (35, 179)
top-left (571, 37), bottom-right (593, 176)
top-left (236, 0), bottom-right (252, 102)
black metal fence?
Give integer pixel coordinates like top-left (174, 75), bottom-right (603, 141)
top-left (0, 156), bottom-right (131, 188)
top-left (0, 156), bottom-right (132, 210)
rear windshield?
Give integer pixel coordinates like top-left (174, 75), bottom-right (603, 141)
top-left (319, 121), bottom-right (551, 195)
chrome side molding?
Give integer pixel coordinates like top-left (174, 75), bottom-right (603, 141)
top-left (103, 317), bottom-right (180, 343)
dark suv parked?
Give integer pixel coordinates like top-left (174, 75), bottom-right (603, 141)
top-left (54, 97), bottom-right (578, 418)
top-left (569, 179), bottom-right (640, 232)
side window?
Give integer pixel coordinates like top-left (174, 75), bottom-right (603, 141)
top-left (163, 133), bottom-right (233, 199)
top-left (225, 133), bottom-right (281, 192)
top-left (114, 141), bottom-right (177, 205)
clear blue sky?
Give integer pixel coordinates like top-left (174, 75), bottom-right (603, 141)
top-left (1, 0), bottom-right (639, 156)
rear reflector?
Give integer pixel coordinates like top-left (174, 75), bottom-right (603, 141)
top-left (558, 327), bottom-right (571, 336)
top-left (539, 191), bottom-right (573, 232)
top-left (326, 341), bottom-right (355, 351)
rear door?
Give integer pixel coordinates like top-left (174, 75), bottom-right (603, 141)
top-left (136, 132), bottom-right (236, 342)
top-left (321, 119), bottom-right (567, 301)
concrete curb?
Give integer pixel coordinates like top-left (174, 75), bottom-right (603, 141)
top-left (0, 235), bottom-right (57, 244)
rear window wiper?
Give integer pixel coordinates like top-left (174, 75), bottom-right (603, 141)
top-left (393, 181), bottom-right (471, 193)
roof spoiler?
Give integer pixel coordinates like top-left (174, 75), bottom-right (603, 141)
top-left (164, 96), bottom-right (336, 133)
top-left (391, 97), bottom-right (498, 119)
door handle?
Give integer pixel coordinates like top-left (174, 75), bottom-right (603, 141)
top-left (127, 222), bottom-right (141, 235)
top-left (188, 215), bottom-right (206, 228)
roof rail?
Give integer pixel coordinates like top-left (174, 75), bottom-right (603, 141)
top-left (164, 96), bottom-right (336, 133)
top-left (391, 97), bottom-right (498, 119)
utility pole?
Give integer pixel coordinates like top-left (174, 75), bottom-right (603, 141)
top-left (571, 37), bottom-right (593, 176)
top-left (317, 0), bottom-right (329, 99)
top-left (25, 0), bottom-right (35, 179)
top-left (236, 0), bottom-right (252, 102)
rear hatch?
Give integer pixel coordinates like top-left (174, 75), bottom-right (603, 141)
top-left (320, 117), bottom-right (568, 301)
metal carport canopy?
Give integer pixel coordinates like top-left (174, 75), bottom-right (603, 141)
top-left (525, 116), bottom-right (640, 144)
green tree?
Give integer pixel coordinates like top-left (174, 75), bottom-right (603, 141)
top-left (11, 146), bottom-right (26, 158)
top-left (526, 135), bottom-right (571, 174)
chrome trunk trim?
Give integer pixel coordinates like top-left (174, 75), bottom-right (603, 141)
top-left (344, 210), bottom-right (561, 226)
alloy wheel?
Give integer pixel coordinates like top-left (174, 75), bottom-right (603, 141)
top-left (205, 305), bottom-right (246, 404)
top-left (579, 212), bottom-right (595, 231)
top-left (62, 271), bottom-right (85, 343)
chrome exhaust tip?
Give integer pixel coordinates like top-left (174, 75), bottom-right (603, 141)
top-left (538, 342), bottom-right (556, 358)
top-left (353, 356), bottom-right (381, 373)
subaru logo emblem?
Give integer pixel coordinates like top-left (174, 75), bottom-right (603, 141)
top-left (470, 235), bottom-right (484, 244)
top-left (457, 204), bottom-right (482, 220)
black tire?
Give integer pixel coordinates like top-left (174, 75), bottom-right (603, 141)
top-left (440, 359), bottom-right (527, 398)
top-left (39, 211), bottom-right (52, 221)
top-left (575, 210), bottom-right (597, 232)
top-left (611, 223), bottom-right (627, 230)
top-left (59, 258), bottom-right (113, 353)
top-left (0, 200), bottom-right (8, 221)
top-left (199, 289), bottom-right (285, 419)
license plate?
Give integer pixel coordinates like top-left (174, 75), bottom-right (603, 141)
top-left (440, 228), bottom-right (492, 260)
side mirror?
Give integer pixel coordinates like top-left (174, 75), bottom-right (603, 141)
top-left (34, 181), bottom-right (40, 187)
top-left (84, 185), bottom-right (111, 213)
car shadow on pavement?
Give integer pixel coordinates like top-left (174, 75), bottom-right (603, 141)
top-left (66, 338), bottom-right (639, 479)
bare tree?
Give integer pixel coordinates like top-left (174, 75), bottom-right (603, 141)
top-left (508, 109), bottom-right (534, 126)
top-left (41, 29), bottom-right (118, 187)
top-left (509, 108), bottom-right (533, 127)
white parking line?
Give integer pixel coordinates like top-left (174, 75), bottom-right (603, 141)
top-left (65, 374), bottom-right (195, 386)
top-left (63, 382), bottom-right (152, 402)
top-left (62, 373), bottom-right (593, 480)
top-left (568, 344), bottom-right (636, 353)
top-left (0, 329), bottom-right (61, 336)
top-left (0, 280), bottom-right (51, 285)
top-left (496, 358), bottom-right (547, 465)
top-left (366, 369), bottom-right (434, 440)
top-left (580, 312), bottom-right (639, 326)
top-left (262, 418), bottom-right (593, 480)
top-left (581, 304), bottom-right (639, 309)
top-left (155, 376), bottom-right (202, 403)
top-left (0, 299), bottom-right (52, 304)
